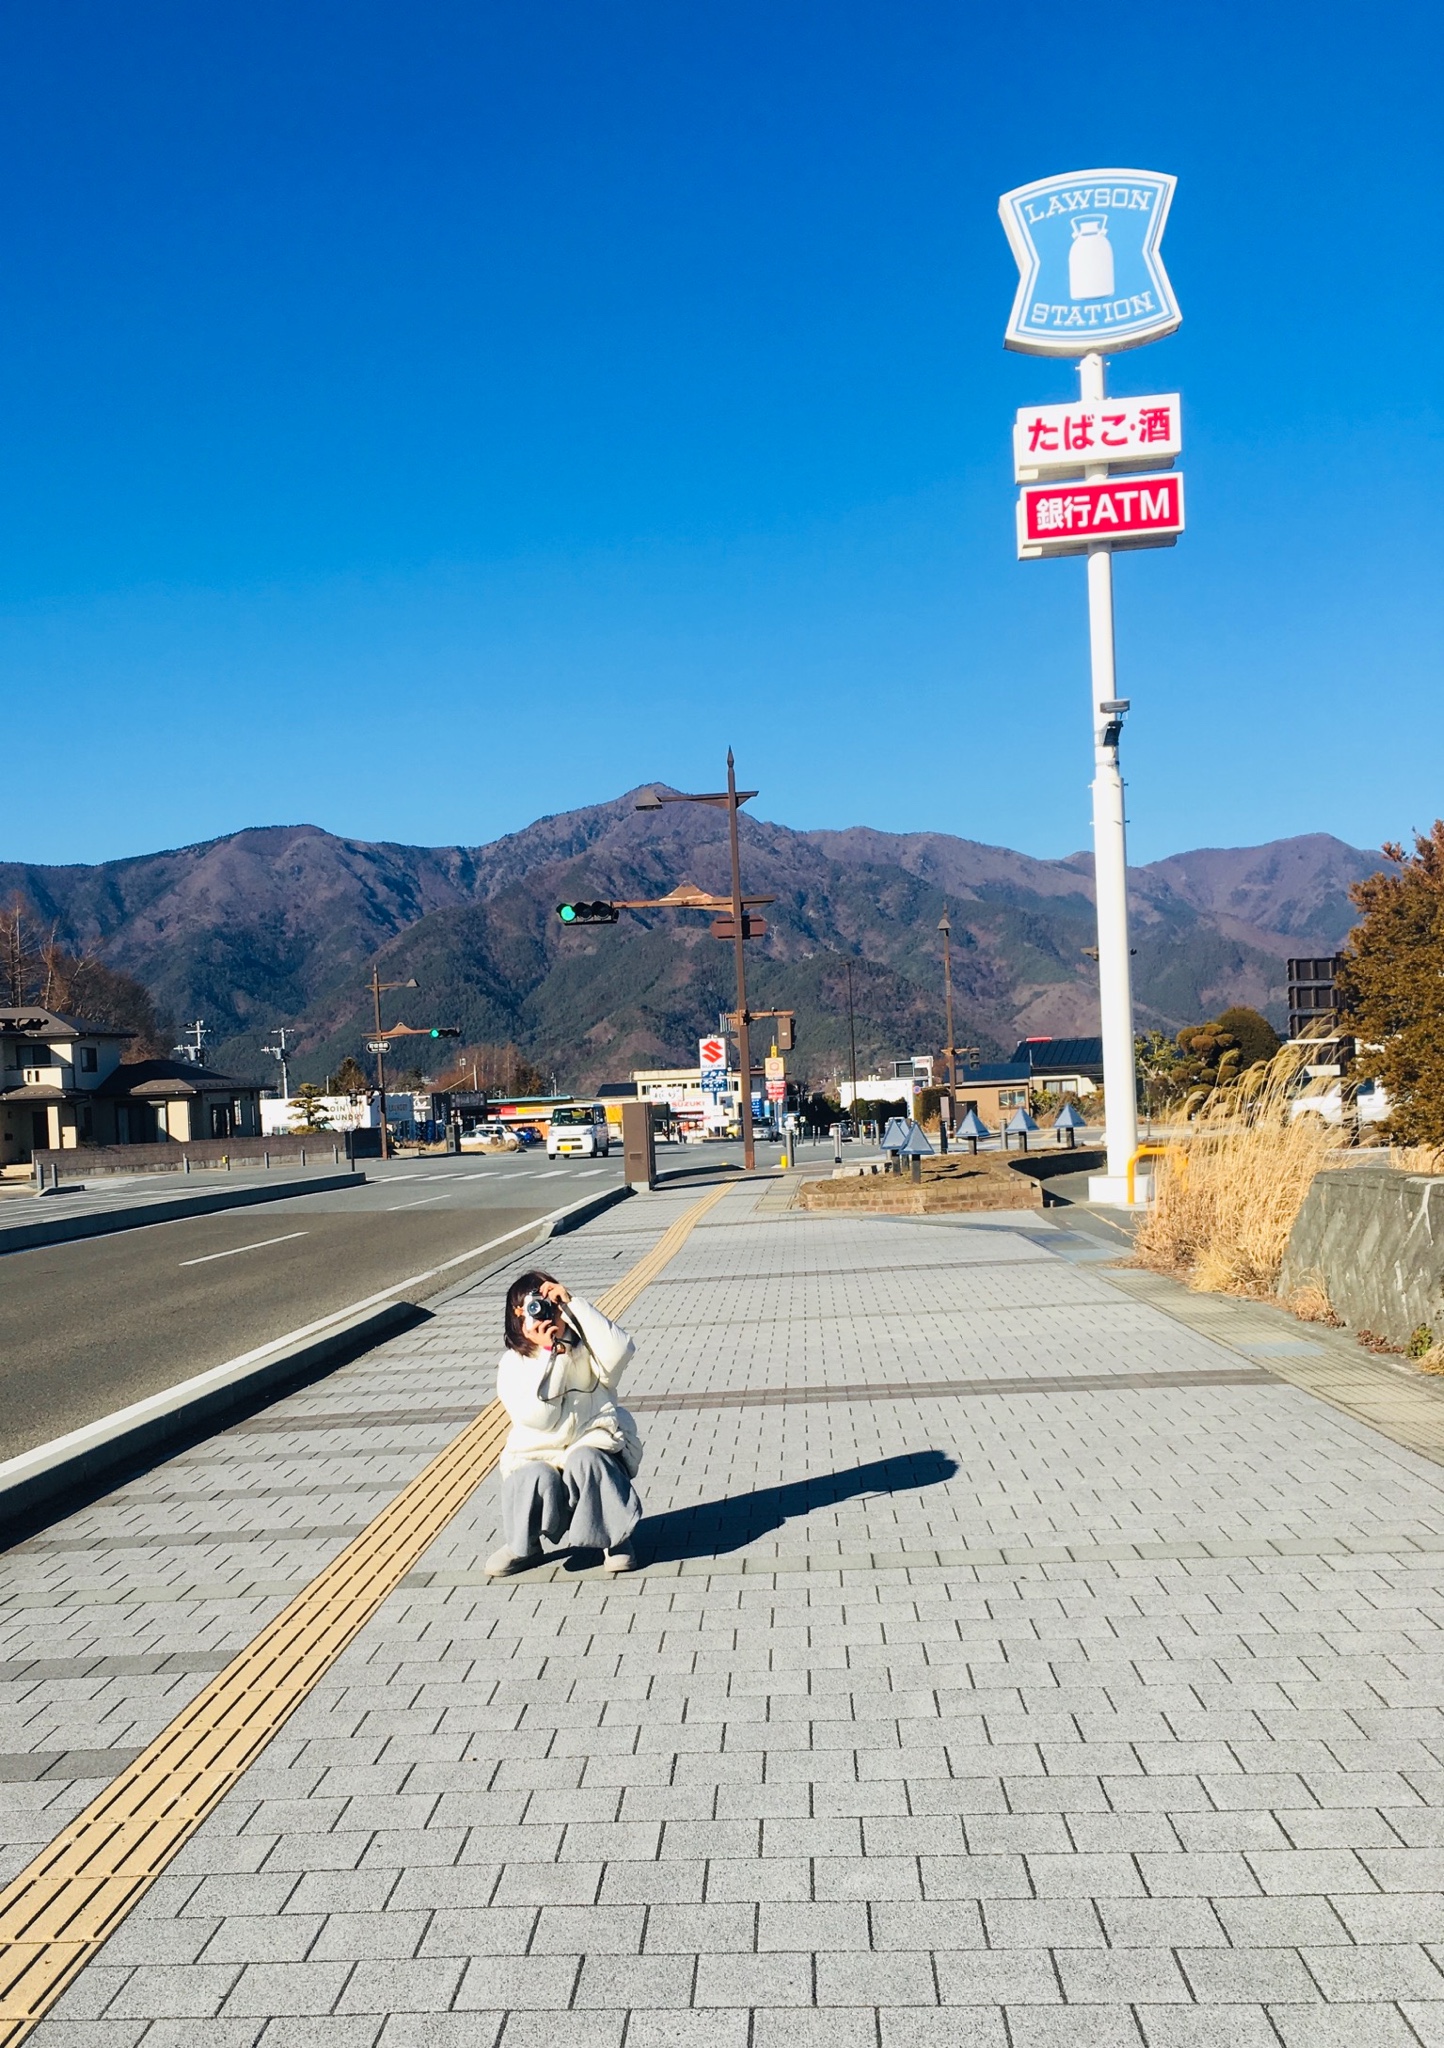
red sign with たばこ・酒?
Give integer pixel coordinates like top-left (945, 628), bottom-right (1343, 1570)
top-left (1017, 472), bottom-right (1184, 558)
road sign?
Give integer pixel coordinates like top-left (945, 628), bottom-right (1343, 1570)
top-left (999, 169), bottom-right (1181, 357)
top-left (1014, 394), bottom-right (1181, 480)
top-left (1017, 473), bottom-right (1183, 558)
top-left (764, 1055), bottom-right (785, 1081)
top-left (366, 1040), bottom-right (389, 1054)
top-left (766, 1079), bottom-right (785, 1102)
top-left (699, 1036), bottom-right (727, 1072)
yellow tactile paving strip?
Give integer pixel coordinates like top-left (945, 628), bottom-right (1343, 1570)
top-left (1104, 1264), bottom-right (1444, 1468)
top-left (0, 1180), bottom-right (731, 2043)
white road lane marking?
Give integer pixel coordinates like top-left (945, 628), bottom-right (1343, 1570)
top-left (386, 1193), bottom-right (455, 1211)
top-left (180, 1232), bottom-right (309, 1268)
top-left (534, 1168), bottom-right (570, 1179)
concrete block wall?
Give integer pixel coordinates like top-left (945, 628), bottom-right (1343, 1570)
top-left (1280, 1164), bottom-right (1444, 1348)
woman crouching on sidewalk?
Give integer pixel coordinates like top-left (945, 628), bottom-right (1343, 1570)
top-left (485, 1270), bottom-right (643, 1578)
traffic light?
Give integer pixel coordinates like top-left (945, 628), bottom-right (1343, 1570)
top-left (557, 901), bottom-right (620, 925)
top-left (429, 1027), bottom-right (461, 1039)
top-left (776, 1012), bottom-right (795, 1052)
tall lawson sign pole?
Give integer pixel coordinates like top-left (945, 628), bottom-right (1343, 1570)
top-left (999, 168), bottom-right (1184, 1204)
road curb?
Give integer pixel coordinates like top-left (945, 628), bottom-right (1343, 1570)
top-left (0, 1170), bottom-right (364, 1256)
top-left (0, 1179), bottom-right (633, 1540)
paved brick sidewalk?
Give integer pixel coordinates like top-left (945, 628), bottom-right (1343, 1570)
top-left (10, 1180), bottom-right (1444, 2044)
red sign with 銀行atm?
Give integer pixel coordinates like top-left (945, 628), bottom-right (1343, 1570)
top-left (1017, 473), bottom-right (1184, 559)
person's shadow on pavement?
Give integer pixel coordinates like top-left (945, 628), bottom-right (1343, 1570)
top-left (585, 1449), bottom-right (959, 1568)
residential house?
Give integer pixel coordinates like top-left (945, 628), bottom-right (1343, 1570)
top-left (953, 1062), bottom-right (1034, 1127)
top-left (1009, 1036), bottom-right (1105, 1094)
top-left (0, 1008), bottom-right (263, 1164)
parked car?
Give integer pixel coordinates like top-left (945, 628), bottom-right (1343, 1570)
top-left (460, 1121), bottom-right (519, 1151)
top-left (1288, 1077), bottom-right (1389, 1128)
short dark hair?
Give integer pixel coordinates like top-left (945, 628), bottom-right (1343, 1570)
top-left (505, 1269), bottom-right (558, 1356)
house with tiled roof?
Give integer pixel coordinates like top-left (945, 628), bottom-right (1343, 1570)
top-left (0, 1010), bottom-right (262, 1165)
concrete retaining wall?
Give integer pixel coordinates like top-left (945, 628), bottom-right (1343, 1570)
top-left (1280, 1166), bottom-right (1444, 1348)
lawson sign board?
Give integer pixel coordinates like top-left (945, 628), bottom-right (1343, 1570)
top-left (999, 169), bottom-right (1181, 356)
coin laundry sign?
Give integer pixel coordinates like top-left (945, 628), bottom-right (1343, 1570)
top-left (999, 169), bottom-right (1180, 356)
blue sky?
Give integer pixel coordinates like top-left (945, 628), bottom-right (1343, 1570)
top-left (2, 1), bottom-right (1440, 867)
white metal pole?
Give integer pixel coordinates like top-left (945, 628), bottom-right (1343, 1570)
top-left (1080, 350), bottom-right (1139, 1193)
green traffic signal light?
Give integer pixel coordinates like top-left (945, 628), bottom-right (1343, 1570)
top-left (556, 901), bottom-right (619, 925)
top-left (430, 1028), bottom-right (440, 1038)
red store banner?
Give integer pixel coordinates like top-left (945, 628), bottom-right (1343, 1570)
top-left (1017, 472), bottom-right (1184, 558)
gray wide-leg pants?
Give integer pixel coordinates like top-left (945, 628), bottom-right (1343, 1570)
top-left (502, 1445), bottom-right (642, 1557)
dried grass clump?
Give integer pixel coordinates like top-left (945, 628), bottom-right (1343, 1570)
top-left (1392, 1143), bottom-right (1444, 1174)
top-left (1133, 1045), bottom-right (1343, 1300)
top-left (1284, 1279), bottom-right (1343, 1326)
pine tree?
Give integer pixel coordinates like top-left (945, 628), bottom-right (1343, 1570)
top-left (331, 1056), bottom-right (370, 1098)
top-left (289, 1083), bottom-right (334, 1133)
top-left (1338, 824), bottom-right (1444, 1145)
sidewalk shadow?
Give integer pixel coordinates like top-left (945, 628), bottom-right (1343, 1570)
top-left (618, 1449), bottom-right (958, 1568)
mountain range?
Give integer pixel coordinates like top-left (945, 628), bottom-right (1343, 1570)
top-left (0, 802), bottom-right (1383, 1091)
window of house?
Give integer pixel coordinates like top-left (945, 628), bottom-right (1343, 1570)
top-left (79, 1046), bottom-right (98, 1072)
top-left (23, 1044), bottom-right (55, 1069)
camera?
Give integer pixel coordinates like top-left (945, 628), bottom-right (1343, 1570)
top-left (523, 1294), bottom-right (559, 1323)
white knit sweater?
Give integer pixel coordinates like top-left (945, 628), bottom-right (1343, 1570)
top-left (495, 1296), bottom-right (641, 1479)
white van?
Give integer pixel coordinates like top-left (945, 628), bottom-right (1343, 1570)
top-left (546, 1103), bottom-right (611, 1159)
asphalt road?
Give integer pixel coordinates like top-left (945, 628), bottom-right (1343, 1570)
top-left (0, 1152), bottom-right (632, 1462)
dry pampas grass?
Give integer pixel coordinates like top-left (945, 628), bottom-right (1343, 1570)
top-left (1391, 1144), bottom-right (1444, 1174)
top-left (1133, 1045), bottom-right (1344, 1300)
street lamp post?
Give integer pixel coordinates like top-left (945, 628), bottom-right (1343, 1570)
top-left (367, 968), bottom-right (418, 1161)
top-left (636, 752), bottom-right (760, 1170)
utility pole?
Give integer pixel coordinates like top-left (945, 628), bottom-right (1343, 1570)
top-left (846, 959), bottom-right (859, 1123)
top-left (262, 1025), bottom-right (294, 1100)
top-left (173, 1020), bottom-right (209, 1066)
top-left (366, 968), bottom-right (418, 1161)
top-left (938, 908), bottom-right (957, 1139)
top-left (723, 750), bottom-right (756, 1172)
top-left (631, 755), bottom-right (764, 1172)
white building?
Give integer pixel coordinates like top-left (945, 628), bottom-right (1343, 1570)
top-left (632, 1065), bottom-right (742, 1134)
top-left (838, 1057), bottom-right (934, 1113)
top-left (260, 1090), bottom-right (448, 1140)
top-left (261, 1093), bottom-right (379, 1137)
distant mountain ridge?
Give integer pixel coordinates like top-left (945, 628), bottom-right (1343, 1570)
top-left (0, 807), bottom-right (1383, 1090)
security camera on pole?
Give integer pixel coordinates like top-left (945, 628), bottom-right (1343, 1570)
top-left (999, 167), bottom-right (1184, 1206)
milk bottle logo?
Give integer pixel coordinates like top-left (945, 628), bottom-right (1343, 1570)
top-left (999, 168), bottom-right (1181, 356)
top-left (1069, 218), bottom-right (1113, 300)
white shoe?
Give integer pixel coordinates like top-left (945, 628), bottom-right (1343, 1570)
top-left (485, 1545), bottom-right (536, 1578)
top-left (603, 1544), bottom-right (637, 1573)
